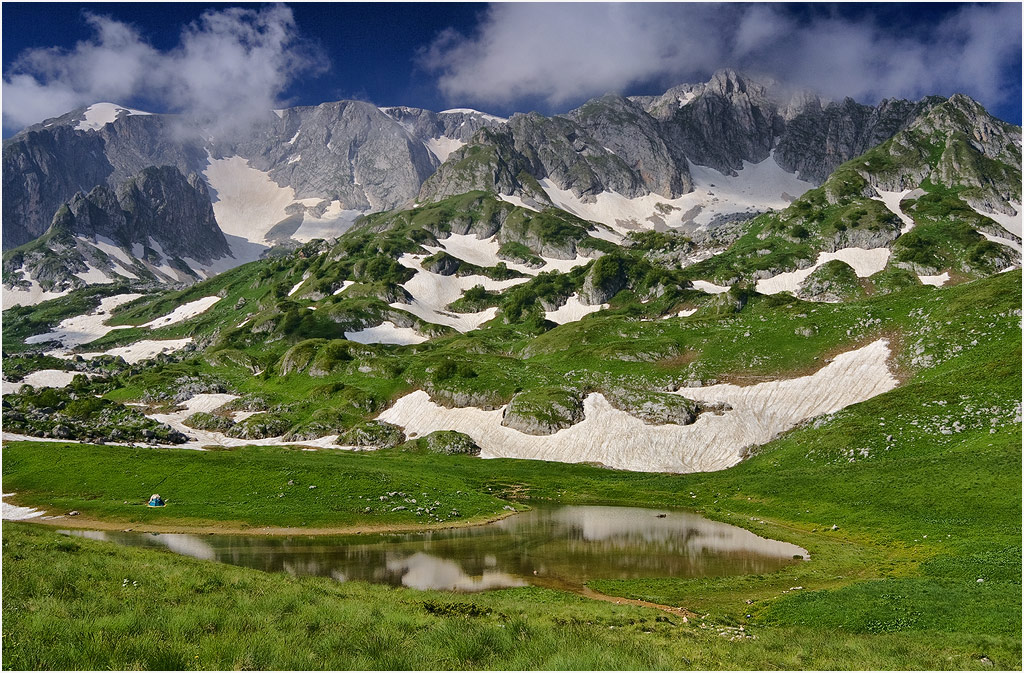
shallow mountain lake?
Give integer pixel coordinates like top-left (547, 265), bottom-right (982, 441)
top-left (63, 505), bottom-right (807, 592)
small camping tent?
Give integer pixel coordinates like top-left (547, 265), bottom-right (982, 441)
top-left (148, 494), bottom-right (165, 507)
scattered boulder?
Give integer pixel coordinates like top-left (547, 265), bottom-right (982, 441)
top-left (183, 412), bottom-right (235, 433)
top-left (602, 387), bottom-right (700, 425)
top-left (422, 430), bottom-right (481, 455)
top-left (501, 388), bottom-right (584, 435)
top-left (225, 414), bottom-right (290, 440)
top-left (798, 260), bottom-right (865, 302)
top-left (339, 420), bottom-right (406, 449)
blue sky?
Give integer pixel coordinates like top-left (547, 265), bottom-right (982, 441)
top-left (3, 2), bottom-right (1021, 136)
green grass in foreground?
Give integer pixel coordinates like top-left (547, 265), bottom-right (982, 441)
top-left (2, 273), bottom-right (1020, 669)
top-left (3, 523), bottom-right (1018, 671)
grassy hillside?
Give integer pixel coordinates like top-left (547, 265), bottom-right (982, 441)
top-left (4, 271), bottom-right (1020, 670)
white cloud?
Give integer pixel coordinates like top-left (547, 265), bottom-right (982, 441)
top-left (2, 5), bottom-right (326, 134)
top-left (421, 3), bottom-right (1022, 114)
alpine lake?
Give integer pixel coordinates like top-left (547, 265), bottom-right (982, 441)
top-left (63, 505), bottom-right (807, 594)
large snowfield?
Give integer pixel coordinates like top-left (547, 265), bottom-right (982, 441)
top-left (536, 152), bottom-right (814, 233)
top-left (379, 339), bottom-right (898, 474)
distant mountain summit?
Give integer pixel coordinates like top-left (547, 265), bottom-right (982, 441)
top-left (2, 69), bottom-right (1020, 307)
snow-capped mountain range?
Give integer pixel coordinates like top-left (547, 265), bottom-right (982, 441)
top-left (3, 69), bottom-right (1021, 310)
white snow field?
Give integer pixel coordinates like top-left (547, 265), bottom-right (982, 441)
top-left (973, 202), bottom-right (1023, 237)
top-left (21, 293), bottom-right (196, 364)
top-left (25, 293), bottom-right (142, 350)
top-left (424, 233), bottom-right (592, 275)
top-left (1, 370), bottom-right (84, 395)
top-left (91, 237), bottom-right (141, 279)
top-left (873, 189), bottom-right (918, 233)
top-left (496, 194), bottom-right (541, 213)
top-left (1, 494), bottom-right (46, 521)
top-left (388, 253), bottom-right (527, 333)
top-left (755, 247), bottom-right (891, 296)
top-left (424, 136), bottom-right (466, 163)
top-left (344, 322), bottom-right (428, 345)
top-left (2, 274), bottom-right (71, 309)
top-left (979, 230), bottom-right (1023, 253)
top-left (439, 108), bottom-right (508, 123)
top-left (75, 102), bottom-right (152, 131)
top-left (544, 294), bottom-right (607, 325)
top-left (536, 152), bottom-right (813, 233)
top-left (203, 156), bottom-right (361, 247)
top-left (142, 296), bottom-right (221, 328)
top-left (918, 272), bottom-right (950, 287)
top-left (79, 339), bottom-right (194, 364)
top-left (379, 339), bottom-right (898, 474)
top-left (691, 280), bottom-right (731, 294)
top-left (144, 393), bottom-right (366, 451)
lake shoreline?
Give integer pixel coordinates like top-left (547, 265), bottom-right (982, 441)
top-left (20, 506), bottom-right (525, 537)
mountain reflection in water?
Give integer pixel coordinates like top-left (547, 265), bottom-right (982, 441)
top-left (64, 505), bottom-right (806, 592)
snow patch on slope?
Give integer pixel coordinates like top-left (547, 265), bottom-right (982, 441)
top-left (544, 294), bottom-right (607, 325)
top-left (204, 156), bottom-right (297, 243)
top-left (427, 233), bottom-right (591, 275)
top-left (538, 152), bottom-right (813, 232)
top-left (691, 280), bottom-right (731, 294)
top-left (144, 394), bottom-right (365, 451)
top-left (497, 194), bottom-right (540, 213)
top-left (21, 293), bottom-right (193, 364)
top-left (2, 494), bottom-right (45, 521)
top-left (76, 102), bottom-right (151, 131)
top-left (74, 264), bottom-right (111, 284)
top-left (204, 157), bottom-right (361, 249)
top-left (79, 339), bottom-right (194, 364)
top-left (424, 136), bottom-right (466, 163)
top-left (25, 294), bottom-right (142, 349)
top-left (918, 272), bottom-right (949, 287)
top-left (440, 108), bottom-right (508, 123)
top-left (345, 322), bottom-right (428, 345)
top-left (90, 237), bottom-right (141, 279)
top-left (973, 202), bottom-right (1022, 238)
top-left (390, 254), bottom-right (525, 332)
top-left (142, 296), bottom-right (220, 328)
top-left (873, 189), bottom-right (917, 233)
top-left (2, 369), bottom-right (84, 395)
top-left (2, 275), bottom-right (71, 310)
top-left (755, 248), bottom-right (891, 296)
top-left (979, 231), bottom-right (1022, 253)
top-left (379, 339), bottom-right (897, 474)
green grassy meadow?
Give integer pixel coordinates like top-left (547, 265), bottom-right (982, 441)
top-left (3, 268), bottom-right (1020, 671)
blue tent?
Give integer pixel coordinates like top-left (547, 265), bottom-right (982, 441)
top-left (147, 494), bottom-right (165, 507)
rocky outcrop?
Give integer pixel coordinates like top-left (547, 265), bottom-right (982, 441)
top-left (647, 69), bottom-right (785, 176)
top-left (501, 388), bottom-right (584, 435)
top-left (774, 97), bottom-right (940, 184)
top-left (602, 387), bottom-right (700, 425)
top-left (567, 93), bottom-right (691, 197)
top-left (4, 165), bottom-right (229, 294)
top-left (422, 430), bottom-right (481, 455)
top-left (419, 113), bottom-right (646, 205)
top-left (579, 255), bottom-right (628, 304)
top-left (339, 420), bottom-right (406, 448)
top-left (2, 126), bottom-right (114, 248)
top-left (223, 101), bottom-right (439, 211)
top-left (798, 260), bottom-right (865, 302)
top-left (114, 166), bottom-right (229, 262)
